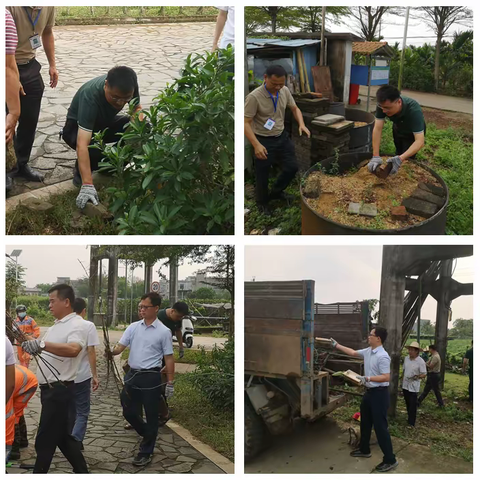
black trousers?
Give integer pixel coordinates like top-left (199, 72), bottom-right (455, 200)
top-left (359, 387), bottom-right (396, 464)
top-left (468, 372), bottom-right (473, 401)
top-left (392, 122), bottom-right (427, 159)
top-left (402, 389), bottom-right (418, 426)
top-left (254, 130), bottom-right (298, 205)
top-left (418, 372), bottom-right (444, 406)
top-left (120, 369), bottom-right (168, 456)
top-left (11, 59), bottom-right (45, 171)
top-left (62, 115), bottom-right (130, 172)
top-left (34, 382), bottom-right (88, 473)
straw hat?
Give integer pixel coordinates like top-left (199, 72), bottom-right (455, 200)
top-left (407, 341), bottom-right (421, 350)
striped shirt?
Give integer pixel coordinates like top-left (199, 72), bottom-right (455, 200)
top-left (5, 9), bottom-right (18, 55)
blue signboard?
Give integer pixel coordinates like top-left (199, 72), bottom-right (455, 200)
top-left (350, 65), bottom-right (369, 85)
top-left (370, 66), bottom-right (390, 86)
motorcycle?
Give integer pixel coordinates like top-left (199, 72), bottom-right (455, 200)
top-left (172, 315), bottom-right (196, 348)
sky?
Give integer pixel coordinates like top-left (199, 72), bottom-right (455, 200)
top-left (328, 9), bottom-right (472, 47)
top-left (244, 246), bottom-right (473, 324)
top-left (5, 245), bottom-right (213, 287)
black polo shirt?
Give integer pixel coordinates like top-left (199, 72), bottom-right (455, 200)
top-left (375, 96), bottom-right (425, 136)
top-left (67, 74), bottom-right (140, 133)
top-left (158, 308), bottom-right (182, 336)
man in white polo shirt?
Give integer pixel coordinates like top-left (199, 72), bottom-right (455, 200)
top-left (212, 6), bottom-right (234, 51)
top-left (70, 297), bottom-right (100, 449)
top-left (108, 292), bottom-right (175, 467)
top-left (21, 284), bottom-right (88, 473)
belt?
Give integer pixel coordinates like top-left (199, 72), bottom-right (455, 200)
top-left (40, 380), bottom-right (74, 388)
top-left (366, 386), bottom-right (388, 391)
top-left (17, 58), bottom-right (36, 66)
top-left (130, 367), bottom-right (161, 373)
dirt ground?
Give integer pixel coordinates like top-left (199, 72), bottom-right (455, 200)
top-left (423, 108), bottom-right (472, 133)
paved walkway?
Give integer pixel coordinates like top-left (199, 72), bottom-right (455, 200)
top-left (7, 351), bottom-right (226, 474)
top-left (358, 85), bottom-right (472, 114)
top-left (11, 22), bottom-right (214, 197)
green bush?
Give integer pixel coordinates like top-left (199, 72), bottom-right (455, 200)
top-left (193, 338), bottom-right (234, 410)
top-left (95, 48), bottom-right (234, 235)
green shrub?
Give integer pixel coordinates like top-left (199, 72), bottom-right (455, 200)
top-left (94, 48), bottom-right (234, 235)
top-left (193, 338), bottom-right (234, 410)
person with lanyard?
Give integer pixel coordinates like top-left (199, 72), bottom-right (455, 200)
top-left (5, 8), bottom-right (21, 148)
top-left (70, 297), bottom-right (100, 450)
top-left (20, 284), bottom-right (88, 473)
top-left (462, 341), bottom-right (473, 402)
top-left (6, 7), bottom-right (58, 189)
top-left (417, 344), bottom-right (444, 408)
top-left (368, 85), bottom-right (426, 176)
top-left (61, 66), bottom-right (143, 209)
top-left (107, 292), bottom-right (175, 467)
top-left (331, 326), bottom-right (398, 472)
top-left (244, 64), bottom-right (310, 215)
top-left (14, 304), bottom-right (40, 368)
top-left (401, 341), bottom-right (427, 427)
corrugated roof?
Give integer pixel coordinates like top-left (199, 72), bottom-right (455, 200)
top-left (247, 38), bottom-right (321, 50)
top-left (352, 41), bottom-right (390, 55)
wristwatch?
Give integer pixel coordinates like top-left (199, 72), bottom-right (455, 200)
top-left (39, 340), bottom-right (45, 351)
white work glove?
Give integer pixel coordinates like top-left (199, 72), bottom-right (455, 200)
top-left (178, 348), bottom-right (184, 359)
top-left (356, 375), bottom-right (368, 386)
top-left (330, 338), bottom-right (338, 349)
top-left (165, 382), bottom-right (174, 399)
top-left (367, 156), bottom-right (383, 173)
top-left (76, 184), bottom-right (99, 209)
top-left (21, 339), bottom-right (42, 355)
top-left (387, 155), bottom-right (402, 175)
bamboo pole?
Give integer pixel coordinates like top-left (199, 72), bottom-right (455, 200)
top-left (301, 50), bottom-right (311, 92)
top-left (296, 49), bottom-right (305, 93)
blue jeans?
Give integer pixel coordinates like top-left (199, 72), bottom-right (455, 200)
top-left (72, 378), bottom-right (91, 442)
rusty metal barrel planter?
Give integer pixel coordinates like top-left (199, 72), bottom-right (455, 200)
top-left (301, 152), bottom-right (449, 235)
top-left (345, 108), bottom-right (375, 150)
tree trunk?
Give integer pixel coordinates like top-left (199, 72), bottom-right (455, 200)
top-left (434, 31), bottom-right (442, 91)
top-left (179, 7), bottom-right (184, 15)
top-left (140, 7), bottom-right (145, 15)
top-left (123, 7), bottom-right (127, 15)
top-left (160, 7), bottom-right (165, 16)
top-left (90, 6), bottom-right (94, 16)
top-left (197, 7), bottom-right (204, 14)
top-left (271, 13), bottom-right (277, 33)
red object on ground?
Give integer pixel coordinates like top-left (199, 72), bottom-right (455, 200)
top-left (352, 412), bottom-right (361, 421)
top-left (349, 84), bottom-right (360, 105)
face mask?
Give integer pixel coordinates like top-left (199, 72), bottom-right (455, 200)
top-left (18, 312), bottom-right (27, 319)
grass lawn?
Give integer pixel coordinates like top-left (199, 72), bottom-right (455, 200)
top-left (6, 187), bottom-right (118, 235)
top-left (245, 113), bottom-right (473, 235)
top-left (56, 7), bottom-right (217, 19)
top-left (169, 373), bottom-right (234, 461)
top-left (331, 371), bottom-right (473, 462)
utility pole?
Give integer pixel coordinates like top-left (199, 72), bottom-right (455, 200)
top-left (88, 246), bottom-right (98, 325)
top-left (398, 7), bottom-right (410, 92)
top-left (319, 6), bottom-right (326, 66)
top-left (169, 256), bottom-right (179, 305)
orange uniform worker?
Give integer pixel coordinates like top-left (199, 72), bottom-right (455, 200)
top-left (9, 364), bottom-right (39, 460)
top-left (15, 305), bottom-right (40, 367)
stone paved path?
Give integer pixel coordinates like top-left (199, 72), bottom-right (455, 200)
top-left (11, 22), bottom-right (214, 196)
top-left (7, 349), bottom-right (225, 474)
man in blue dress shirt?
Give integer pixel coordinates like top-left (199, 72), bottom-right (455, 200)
top-left (108, 292), bottom-right (174, 467)
top-left (331, 326), bottom-right (398, 472)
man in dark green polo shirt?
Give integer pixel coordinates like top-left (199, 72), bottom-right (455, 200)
top-left (463, 341), bottom-right (473, 402)
top-left (62, 66), bottom-right (143, 209)
top-left (368, 85), bottom-right (426, 176)
top-left (157, 302), bottom-right (189, 359)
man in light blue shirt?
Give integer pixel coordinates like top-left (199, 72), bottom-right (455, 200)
top-left (331, 326), bottom-right (398, 472)
top-left (108, 292), bottom-right (174, 467)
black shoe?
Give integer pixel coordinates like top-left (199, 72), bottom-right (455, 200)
top-left (79, 441), bottom-right (84, 451)
top-left (257, 203), bottom-right (272, 216)
top-left (73, 168), bottom-right (82, 188)
top-left (124, 423), bottom-right (134, 430)
top-left (16, 165), bottom-right (44, 182)
top-left (375, 461), bottom-right (398, 472)
top-left (8, 450), bottom-right (20, 460)
top-left (269, 191), bottom-right (295, 202)
top-left (132, 454), bottom-right (152, 466)
top-left (350, 449), bottom-right (372, 458)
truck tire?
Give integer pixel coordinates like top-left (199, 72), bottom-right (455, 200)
top-left (245, 399), bottom-right (269, 461)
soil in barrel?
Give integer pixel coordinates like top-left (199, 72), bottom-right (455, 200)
top-left (304, 157), bottom-right (444, 230)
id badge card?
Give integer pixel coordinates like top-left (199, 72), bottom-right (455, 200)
top-left (29, 34), bottom-right (42, 49)
top-left (264, 118), bottom-right (276, 131)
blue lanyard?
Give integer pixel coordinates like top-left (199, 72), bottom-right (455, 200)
top-left (264, 83), bottom-right (279, 113)
top-left (24, 7), bottom-right (42, 31)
